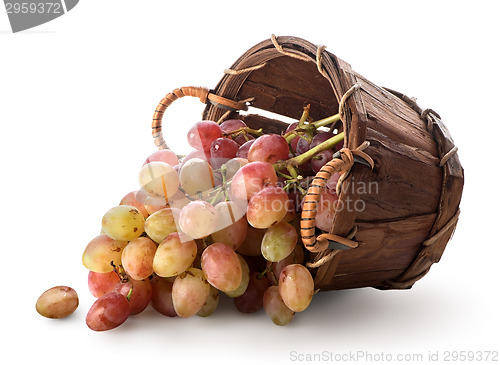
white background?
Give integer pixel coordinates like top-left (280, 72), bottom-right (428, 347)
top-left (1, 1), bottom-right (498, 364)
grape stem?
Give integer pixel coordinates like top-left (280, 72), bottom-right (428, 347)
top-left (284, 113), bottom-right (341, 143)
top-left (274, 132), bottom-right (345, 171)
top-left (226, 127), bottom-right (264, 138)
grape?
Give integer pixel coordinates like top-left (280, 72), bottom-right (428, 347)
top-left (233, 272), bottom-right (270, 313)
top-left (179, 200), bottom-right (218, 239)
top-left (101, 205), bottom-right (145, 241)
top-left (172, 268), bottom-right (210, 318)
top-left (220, 118), bottom-right (247, 134)
top-left (229, 161), bottom-right (278, 201)
top-left (86, 292), bottom-right (130, 331)
top-left (201, 243), bottom-right (242, 292)
top-left (315, 189), bottom-right (339, 232)
top-left (311, 149), bottom-right (334, 173)
top-left (224, 157), bottom-right (248, 180)
top-left (266, 245), bottom-right (305, 285)
top-left (114, 278), bottom-right (152, 315)
top-left (121, 237), bottom-right (157, 280)
top-left (197, 285), bottom-right (219, 317)
top-left (82, 234), bottom-right (128, 273)
top-left (235, 139), bottom-right (255, 159)
top-left (296, 135), bottom-right (312, 155)
top-left (281, 199), bottom-right (296, 223)
top-left (179, 158), bottom-right (215, 196)
top-left (138, 161), bottom-right (179, 199)
top-left (310, 131), bottom-right (335, 148)
top-left (144, 207), bottom-right (180, 244)
top-left (36, 286), bottom-right (78, 319)
top-left (143, 149), bottom-right (179, 166)
top-left (279, 264), bottom-right (314, 312)
top-left (211, 201), bottom-right (247, 250)
top-left (120, 190), bottom-right (149, 218)
top-left (143, 195), bottom-right (169, 216)
top-left (187, 121), bottom-right (223, 151)
top-left (247, 185), bottom-right (289, 229)
top-left (234, 133), bottom-right (255, 146)
top-left (88, 271), bottom-right (121, 298)
top-left (261, 221), bottom-right (298, 262)
top-left (263, 286), bottom-right (295, 326)
top-left (236, 226), bottom-right (267, 256)
top-left (180, 150), bottom-right (211, 168)
top-left (224, 254), bottom-right (250, 298)
top-left (325, 172), bottom-right (341, 193)
top-left (153, 232), bottom-right (197, 277)
top-left (150, 276), bottom-right (176, 317)
top-left (285, 122), bottom-right (300, 152)
top-left (247, 134), bottom-right (289, 164)
top-left (210, 137), bottom-right (240, 170)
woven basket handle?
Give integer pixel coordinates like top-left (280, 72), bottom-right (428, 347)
top-left (152, 86), bottom-right (248, 149)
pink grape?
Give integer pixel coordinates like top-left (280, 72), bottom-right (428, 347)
top-left (325, 172), bottom-right (341, 193)
top-left (82, 235), bottom-right (128, 273)
top-left (263, 286), bottom-right (295, 326)
top-left (119, 190), bottom-right (150, 219)
top-left (88, 271), bottom-right (121, 298)
top-left (150, 276), bottom-right (176, 317)
top-left (311, 150), bottom-right (334, 173)
top-left (315, 189), bottom-right (339, 232)
top-left (201, 243), bottom-right (242, 292)
top-left (220, 119), bottom-right (247, 134)
top-left (210, 137), bottom-right (240, 170)
top-left (279, 264), bottom-right (314, 312)
top-left (229, 161), bottom-right (278, 201)
top-left (187, 121), bottom-right (223, 151)
top-left (247, 134), bottom-right (289, 164)
top-left (86, 292), bottom-right (130, 331)
top-left (36, 286), bottom-right (79, 319)
top-left (143, 149), bottom-right (179, 166)
top-left (179, 200), bottom-right (218, 239)
top-left (233, 272), bottom-right (270, 313)
top-left (310, 131), bottom-right (335, 148)
top-left (247, 185), bottom-right (289, 229)
top-left (236, 140), bottom-right (255, 159)
top-left (266, 245), bottom-right (305, 285)
top-left (234, 133), bottom-right (255, 145)
top-left (211, 201), bottom-right (248, 250)
top-left (180, 149), bottom-right (212, 167)
top-left (172, 268), bottom-right (210, 318)
top-left (121, 237), bottom-right (157, 281)
top-left (114, 278), bottom-right (152, 315)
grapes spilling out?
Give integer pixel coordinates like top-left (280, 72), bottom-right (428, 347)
top-left (36, 105), bottom-right (346, 329)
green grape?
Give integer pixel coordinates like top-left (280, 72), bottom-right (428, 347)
top-left (153, 232), bottom-right (197, 277)
top-left (172, 268), bottom-right (210, 318)
top-left (82, 234), bottom-right (128, 273)
top-left (101, 205), bottom-right (145, 241)
top-left (197, 285), bottom-right (219, 317)
top-left (279, 264), bottom-right (314, 312)
top-left (144, 207), bottom-right (180, 244)
top-left (261, 221), bottom-right (298, 262)
top-left (263, 286), bottom-right (295, 326)
top-left (121, 237), bottom-right (157, 280)
top-left (138, 161), bottom-right (179, 199)
top-left (224, 254), bottom-right (250, 298)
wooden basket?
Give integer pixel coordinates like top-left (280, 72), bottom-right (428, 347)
top-left (152, 35), bottom-right (464, 292)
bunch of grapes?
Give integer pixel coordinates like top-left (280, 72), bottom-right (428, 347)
top-left (37, 107), bottom-right (345, 329)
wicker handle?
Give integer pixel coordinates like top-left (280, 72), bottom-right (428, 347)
top-left (152, 86), bottom-right (248, 149)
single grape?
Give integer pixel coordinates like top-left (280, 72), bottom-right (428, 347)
top-left (120, 190), bottom-right (149, 218)
top-left (211, 201), bottom-right (247, 250)
top-left (179, 158), bottom-right (215, 196)
top-left (296, 135), bottom-right (312, 155)
top-left (180, 150), bottom-right (212, 169)
top-left (36, 286), bottom-right (78, 319)
top-left (150, 276), bottom-right (176, 317)
top-left (197, 285), bottom-right (219, 317)
top-left (82, 235), bottom-right (128, 273)
top-left (247, 185), bottom-right (289, 229)
top-left (179, 200), bottom-right (218, 239)
top-left (143, 149), bottom-right (179, 166)
top-left (201, 243), bottom-right (242, 292)
top-left (153, 232), bottom-right (197, 277)
top-left (224, 157), bottom-right (249, 180)
top-left (224, 254), bottom-right (250, 298)
top-left (325, 172), bottom-right (341, 193)
top-left (261, 221), bottom-right (298, 262)
top-left (101, 205), bottom-right (145, 241)
top-left (235, 139), bottom-right (255, 159)
top-left (86, 292), bottom-right (130, 331)
top-left (138, 161), bottom-right (179, 199)
top-left (266, 245), bottom-right (305, 285)
top-left (172, 268), bottom-right (210, 318)
top-left (263, 286), bottom-right (295, 326)
top-left (121, 237), bottom-right (157, 281)
top-left (236, 226), bottom-right (267, 256)
top-left (247, 134), bottom-right (289, 164)
top-left (315, 189), bottom-right (339, 232)
top-left (210, 137), bottom-right (240, 170)
top-left (285, 122), bottom-right (300, 152)
top-left (220, 119), bottom-right (247, 134)
top-left (311, 149), bottom-right (334, 173)
top-left (114, 278), bottom-right (152, 315)
top-left (310, 131), bottom-right (335, 148)
top-left (187, 121), bottom-right (223, 151)
top-left (233, 272), bottom-right (270, 313)
top-left (233, 133), bottom-right (255, 145)
top-left (144, 207), bottom-right (180, 244)
top-left (229, 161), bottom-right (278, 201)
top-left (88, 271), bottom-right (121, 298)
top-left (143, 195), bottom-right (169, 216)
top-left (279, 264), bottom-right (314, 312)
